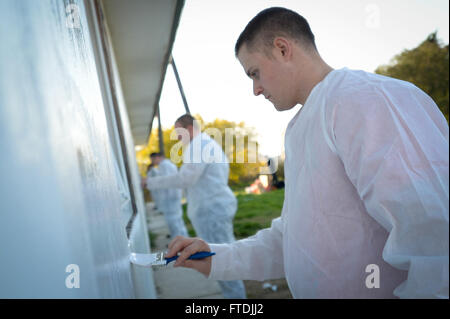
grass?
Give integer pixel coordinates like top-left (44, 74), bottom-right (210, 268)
top-left (234, 189), bottom-right (284, 239)
top-left (181, 188), bottom-right (285, 239)
top-left (148, 231), bottom-right (157, 250)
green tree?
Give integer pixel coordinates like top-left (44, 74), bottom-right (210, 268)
top-left (203, 118), bottom-right (263, 186)
top-left (136, 114), bottom-right (265, 186)
top-left (375, 32), bottom-right (449, 122)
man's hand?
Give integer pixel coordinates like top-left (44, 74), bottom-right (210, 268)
top-left (166, 236), bottom-right (212, 277)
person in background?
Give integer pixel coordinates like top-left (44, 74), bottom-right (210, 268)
top-left (267, 159), bottom-right (284, 190)
top-left (146, 152), bottom-right (188, 239)
top-left (146, 114), bottom-right (247, 299)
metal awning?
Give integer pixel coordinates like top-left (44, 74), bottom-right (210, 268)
top-left (101, 0), bottom-right (184, 145)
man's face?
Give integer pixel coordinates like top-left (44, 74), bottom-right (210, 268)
top-left (151, 156), bottom-right (162, 165)
top-left (174, 122), bottom-right (185, 141)
top-left (174, 122), bottom-right (193, 144)
top-left (237, 43), bottom-right (297, 111)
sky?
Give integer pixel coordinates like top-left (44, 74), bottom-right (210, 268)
top-left (157, 0), bottom-right (449, 157)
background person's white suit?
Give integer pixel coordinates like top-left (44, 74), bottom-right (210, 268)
top-left (147, 159), bottom-right (188, 238)
top-left (147, 132), bottom-right (247, 299)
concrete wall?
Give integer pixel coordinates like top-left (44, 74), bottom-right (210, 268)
top-left (0, 0), bottom-right (155, 298)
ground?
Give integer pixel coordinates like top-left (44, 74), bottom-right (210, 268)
top-left (244, 278), bottom-right (293, 299)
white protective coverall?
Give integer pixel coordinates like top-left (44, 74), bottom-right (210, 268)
top-left (147, 133), bottom-right (247, 299)
top-left (147, 159), bottom-right (188, 238)
top-left (208, 68), bottom-right (449, 299)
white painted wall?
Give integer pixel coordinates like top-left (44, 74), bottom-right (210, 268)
top-left (0, 0), bottom-right (155, 298)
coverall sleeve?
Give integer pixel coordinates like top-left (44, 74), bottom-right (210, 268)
top-left (156, 161), bottom-right (169, 176)
top-left (331, 87), bottom-right (449, 298)
top-left (208, 215), bottom-right (285, 281)
top-left (146, 162), bottom-right (207, 190)
top-left (146, 168), bottom-right (158, 191)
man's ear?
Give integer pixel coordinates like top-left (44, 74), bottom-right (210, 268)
top-left (273, 37), bottom-right (292, 61)
top-left (187, 124), bottom-right (194, 135)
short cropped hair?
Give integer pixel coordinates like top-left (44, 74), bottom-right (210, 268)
top-left (175, 113), bottom-right (199, 130)
top-left (235, 7), bottom-right (317, 57)
top-left (150, 152), bottom-right (163, 158)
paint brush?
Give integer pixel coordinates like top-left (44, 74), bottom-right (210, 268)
top-left (130, 251), bottom-right (215, 267)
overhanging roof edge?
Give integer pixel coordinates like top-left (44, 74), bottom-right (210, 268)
top-left (145, 0), bottom-right (186, 146)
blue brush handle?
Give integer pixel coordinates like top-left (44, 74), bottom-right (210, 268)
top-left (165, 251), bottom-right (216, 264)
